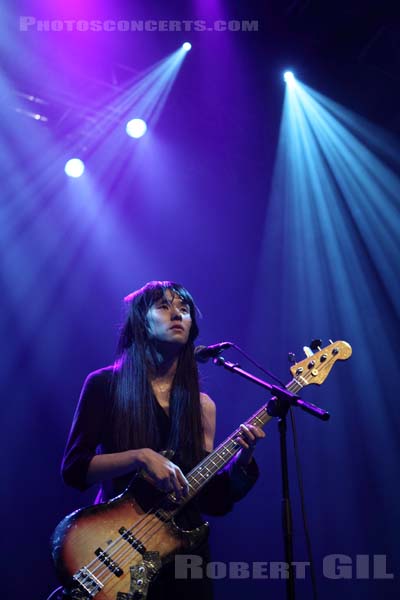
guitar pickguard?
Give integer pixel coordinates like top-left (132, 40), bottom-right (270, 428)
top-left (116, 552), bottom-right (161, 600)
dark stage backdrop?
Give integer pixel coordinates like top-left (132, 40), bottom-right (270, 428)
top-left (1, 1), bottom-right (399, 599)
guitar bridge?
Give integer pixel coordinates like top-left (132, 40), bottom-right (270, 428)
top-left (71, 567), bottom-right (104, 598)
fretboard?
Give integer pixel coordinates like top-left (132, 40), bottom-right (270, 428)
top-left (163, 377), bottom-right (302, 514)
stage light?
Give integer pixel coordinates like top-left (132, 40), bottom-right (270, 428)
top-left (283, 71), bottom-right (295, 85)
top-left (64, 158), bottom-right (85, 178)
top-left (182, 42), bottom-right (192, 52)
top-left (126, 118), bottom-right (148, 139)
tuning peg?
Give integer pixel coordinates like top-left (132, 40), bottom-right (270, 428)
top-left (288, 352), bottom-right (296, 364)
top-left (310, 339), bottom-right (322, 352)
top-left (303, 346), bottom-right (313, 358)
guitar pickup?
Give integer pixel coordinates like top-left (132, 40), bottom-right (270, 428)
top-left (94, 547), bottom-right (123, 577)
top-left (119, 527), bottom-right (147, 555)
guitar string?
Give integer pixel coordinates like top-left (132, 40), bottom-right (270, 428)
top-left (77, 354), bottom-right (337, 591)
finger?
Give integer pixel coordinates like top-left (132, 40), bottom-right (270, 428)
top-left (175, 467), bottom-right (189, 488)
top-left (167, 461), bottom-right (188, 486)
top-left (181, 480), bottom-right (190, 496)
top-left (174, 468), bottom-right (190, 499)
top-left (169, 473), bottom-right (182, 500)
top-left (240, 423), bottom-right (256, 443)
top-left (175, 465), bottom-right (189, 486)
top-left (238, 431), bottom-right (256, 451)
top-left (247, 424), bottom-right (266, 438)
top-left (236, 437), bottom-right (250, 450)
top-left (164, 462), bottom-right (185, 497)
top-left (180, 483), bottom-right (189, 497)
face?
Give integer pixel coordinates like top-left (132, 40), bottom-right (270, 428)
top-left (146, 289), bottom-right (192, 345)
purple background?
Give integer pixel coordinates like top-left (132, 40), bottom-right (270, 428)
top-left (1, 1), bottom-right (399, 599)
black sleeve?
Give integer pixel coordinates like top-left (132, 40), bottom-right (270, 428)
top-left (61, 370), bottom-right (111, 491)
top-left (196, 455), bottom-right (259, 517)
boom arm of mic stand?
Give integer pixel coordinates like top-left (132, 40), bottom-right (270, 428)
top-left (213, 357), bottom-right (330, 421)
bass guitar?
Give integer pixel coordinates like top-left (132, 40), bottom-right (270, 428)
top-left (51, 340), bottom-right (352, 600)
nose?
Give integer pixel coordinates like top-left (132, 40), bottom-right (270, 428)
top-left (171, 306), bottom-right (183, 320)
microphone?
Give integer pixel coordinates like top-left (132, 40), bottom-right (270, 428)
top-left (194, 342), bottom-right (233, 363)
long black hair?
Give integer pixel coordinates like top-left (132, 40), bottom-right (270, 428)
top-left (111, 281), bottom-right (204, 468)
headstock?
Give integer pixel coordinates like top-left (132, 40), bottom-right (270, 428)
top-left (289, 340), bottom-right (352, 387)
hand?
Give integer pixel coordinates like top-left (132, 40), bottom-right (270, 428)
top-left (136, 448), bottom-right (190, 500)
top-left (235, 423), bottom-right (266, 466)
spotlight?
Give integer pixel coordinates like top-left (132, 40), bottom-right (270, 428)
top-left (182, 42), bottom-right (192, 52)
top-left (283, 71), bottom-right (296, 85)
top-left (126, 118), bottom-right (148, 139)
top-left (64, 158), bottom-right (85, 178)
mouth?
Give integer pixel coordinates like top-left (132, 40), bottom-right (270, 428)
top-left (170, 325), bottom-right (185, 331)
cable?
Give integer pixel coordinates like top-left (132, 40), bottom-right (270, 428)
top-left (289, 407), bottom-right (318, 600)
top-left (45, 586), bottom-right (63, 600)
top-left (232, 343), bottom-right (287, 387)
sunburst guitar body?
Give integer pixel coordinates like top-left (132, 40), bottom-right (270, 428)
top-left (52, 474), bottom-right (208, 600)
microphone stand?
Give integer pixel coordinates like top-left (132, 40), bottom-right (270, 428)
top-left (212, 356), bottom-right (329, 600)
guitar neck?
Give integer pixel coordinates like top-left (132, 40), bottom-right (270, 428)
top-left (180, 377), bottom-right (302, 503)
top-left (159, 340), bottom-right (352, 518)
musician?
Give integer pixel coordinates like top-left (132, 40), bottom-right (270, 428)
top-left (61, 280), bottom-right (265, 599)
